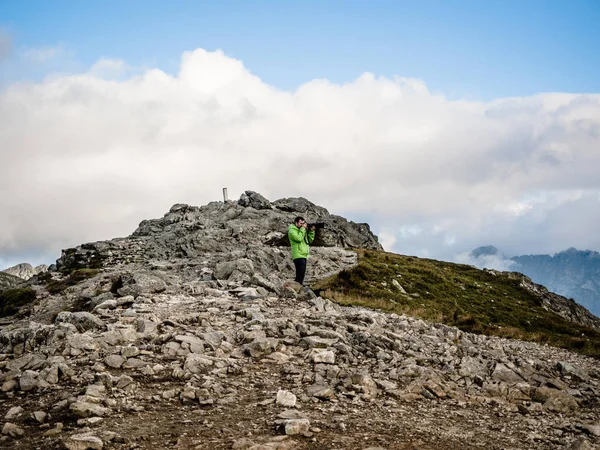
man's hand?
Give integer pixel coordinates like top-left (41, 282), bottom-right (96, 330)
top-left (299, 220), bottom-right (307, 229)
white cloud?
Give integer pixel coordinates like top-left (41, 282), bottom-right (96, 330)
top-left (89, 58), bottom-right (128, 78)
top-left (378, 231), bottom-right (396, 252)
top-left (1, 48), bottom-right (600, 268)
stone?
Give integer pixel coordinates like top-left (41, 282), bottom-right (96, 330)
top-left (33, 410), bottom-right (47, 423)
top-left (63, 433), bottom-right (104, 450)
top-left (19, 370), bottom-right (39, 391)
top-left (244, 338), bottom-right (279, 358)
top-left (93, 299), bottom-right (117, 311)
top-left (2, 422), bottom-right (24, 438)
top-left (312, 350), bottom-right (335, 364)
top-left (276, 390), bottom-right (297, 407)
top-left (214, 259), bottom-right (255, 280)
top-left (392, 279), bottom-right (407, 294)
top-left (284, 419), bottom-right (311, 436)
top-left (238, 191), bottom-right (272, 210)
top-left (569, 438), bottom-right (593, 450)
top-left (2, 379), bottom-right (18, 392)
top-left (70, 401), bottom-right (109, 418)
top-left (116, 272), bottom-right (167, 298)
top-left (104, 354), bottom-right (125, 369)
top-left (5, 406), bottom-right (24, 420)
top-left (491, 362), bottom-right (524, 383)
top-left (116, 375), bottom-right (134, 389)
top-left (121, 346), bottom-right (140, 358)
top-left (557, 361), bottom-right (589, 381)
top-left (55, 312), bottom-right (105, 332)
top-left (582, 424), bottom-right (600, 437)
top-left (306, 384), bottom-right (335, 400)
top-left (183, 354), bottom-right (214, 374)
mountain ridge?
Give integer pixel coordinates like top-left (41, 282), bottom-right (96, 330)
top-left (469, 246), bottom-right (600, 316)
top-left (0, 191), bottom-right (599, 449)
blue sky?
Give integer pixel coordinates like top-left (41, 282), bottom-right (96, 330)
top-left (1, 0), bottom-right (599, 100)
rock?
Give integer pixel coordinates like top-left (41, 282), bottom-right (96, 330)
top-left (19, 370), bottom-right (39, 391)
top-left (5, 406), bottom-right (24, 420)
top-left (391, 279), bottom-right (407, 294)
top-left (231, 438), bottom-right (256, 449)
top-left (214, 259), bottom-right (255, 280)
top-left (312, 350), bottom-right (335, 364)
top-left (116, 272), bottom-right (167, 298)
top-left (93, 299), bottom-right (117, 311)
top-left (121, 346), bottom-right (140, 358)
top-left (491, 362), bottom-right (524, 383)
top-left (276, 390), bottom-right (297, 407)
top-left (579, 424), bottom-right (600, 437)
top-left (2, 379), bottom-right (18, 392)
top-left (69, 401), bottom-right (109, 418)
top-left (2, 422), bottom-right (24, 438)
top-left (306, 384), bottom-right (335, 400)
top-left (557, 361), bottom-right (589, 381)
top-left (569, 438), bottom-right (594, 450)
top-left (183, 354), bottom-right (214, 374)
top-left (55, 312), bottom-right (105, 332)
top-left (32, 410), bottom-right (47, 423)
top-left (284, 418), bottom-right (311, 436)
top-left (244, 338), bottom-right (279, 358)
top-left (63, 433), bottom-right (104, 450)
top-left (116, 375), bottom-right (134, 389)
top-left (104, 354), bottom-right (125, 369)
top-left (238, 191), bottom-right (272, 210)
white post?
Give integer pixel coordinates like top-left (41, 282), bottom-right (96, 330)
top-left (222, 187), bottom-right (228, 202)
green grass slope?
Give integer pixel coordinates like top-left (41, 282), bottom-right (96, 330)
top-left (314, 249), bottom-right (600, 358)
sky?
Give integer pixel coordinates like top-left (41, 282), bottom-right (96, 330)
top-left (1, 0), bottom-right (600, 270)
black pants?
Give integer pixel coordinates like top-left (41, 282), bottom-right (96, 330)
top-left (293, 258), bottom-right (307, 285)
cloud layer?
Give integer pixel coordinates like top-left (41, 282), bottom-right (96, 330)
top-left (1, 48), bottom-right (599, 268)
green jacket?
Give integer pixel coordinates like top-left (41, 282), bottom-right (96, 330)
top-left (288, 224), bottom-right (315, 260)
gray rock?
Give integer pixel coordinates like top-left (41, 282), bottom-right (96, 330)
top-left (238, 191), bottom-right (272, 210)
top-left (104, 354), bottom-right (125, 369)
top-left (2, 422), bottom-right (24, 438)
top-left (276, 390), bottom-right (297, 407)
top-left (306, 384), bottom-right (335, 400)
top-left (312, 350), bottom-right (335, 364)
top-left (244, 338), bottom-right (279, 358)
top-left (183, 354), bottom-right (214, 374)
top-left (284, 418), bottom-right (311, 436)
top-left (55, 312), bottom-right (105, 332)
top-left (63, 433), bottom-right (104, 450)
top-left (32, 410), bottom-right (47, 423)
top-left (214, 259), bottom-right (254, 280)
top-left (121, 346), bottom-right (140, 358)
top-left (5, 406), bottom-right (24, 420)
top-left (19, 370), bottom-right (39, 391)
top-left (69, 401), bottom-right (109, 418)
top-left (116, 272), bottom-right (167, 298)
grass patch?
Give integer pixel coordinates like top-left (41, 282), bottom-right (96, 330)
top-left (0, 287), bottom-right (37, 317)
top-left (314, 249), bottom-right (600, 358)
top-left (47, 269), bottom-right (100, 294)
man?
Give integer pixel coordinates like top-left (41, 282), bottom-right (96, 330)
top-left (288, 216), bottom-right (316, 285)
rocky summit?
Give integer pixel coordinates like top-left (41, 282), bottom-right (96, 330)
top-left (0, 191), bottom-right (599, 450)
top-left (2, 263), bottom-right (49, 281)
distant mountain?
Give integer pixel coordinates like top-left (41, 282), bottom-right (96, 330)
top-left (468, 246), bottom-right (600, 317)
top-left (2, 263), bottom-right (48, 280)
top-left (511, 248), bottom-right (600, 317)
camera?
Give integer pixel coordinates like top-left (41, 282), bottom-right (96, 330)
top-left (308, 222), bottom-right (325, 230)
